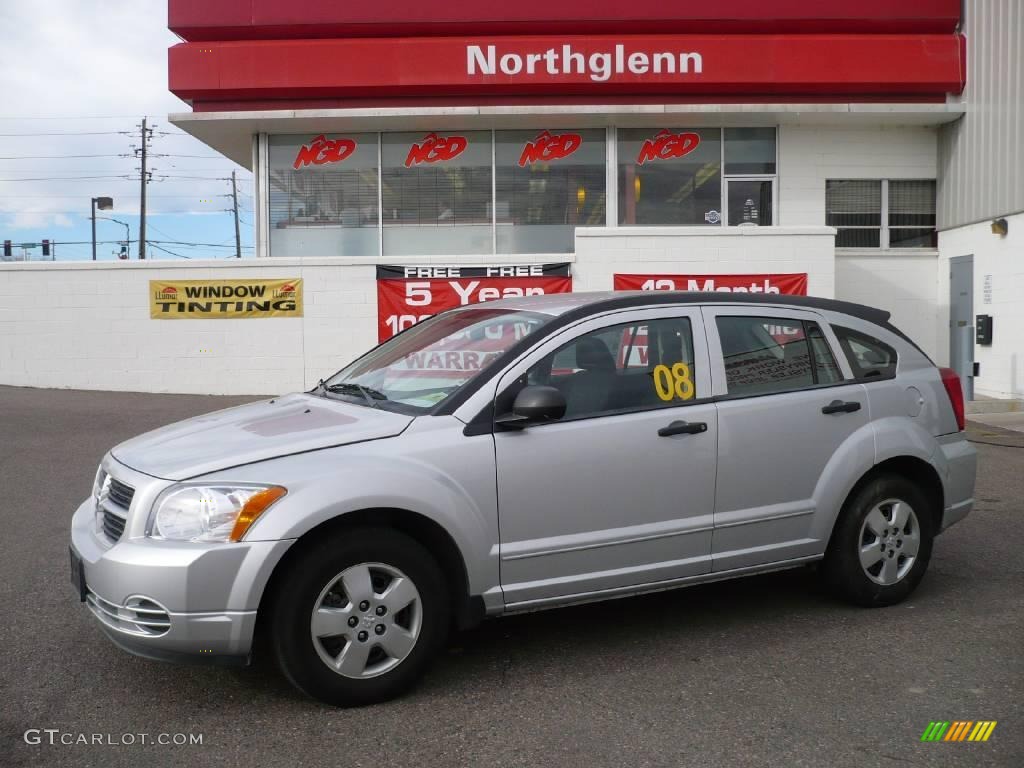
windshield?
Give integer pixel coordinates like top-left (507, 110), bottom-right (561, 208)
top-left (320, 307), bottom-right (552, 413)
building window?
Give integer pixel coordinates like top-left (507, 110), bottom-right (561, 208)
top-left (381, 131), bottom-right (493, 256)
top-left (826, 179), bottom-right (936, 249)
top-left (888, 180), bottom-right (937, 248)
top-left (268, 134), bottom-right (379, 257)
top-left (495, 129), bottom-right (606, 254)
top-left (618, 128), bottom-right (722, 226)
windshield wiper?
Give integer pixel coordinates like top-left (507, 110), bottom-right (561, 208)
top-left (319, 380), bottom-right (387, 409)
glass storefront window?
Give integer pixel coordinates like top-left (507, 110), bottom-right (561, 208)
top-left (724, 128), bottom-right (776, 175)
top-left (618, 128), bottom-right (722, 226)
top-left (268, 134), bottom-right (379, 257)
top-left (495, 129), bottom-right (606, 254)
top-left (727, 179), bottom-right (773, 226)
top-left (381, 131), bottom-right (493, 256)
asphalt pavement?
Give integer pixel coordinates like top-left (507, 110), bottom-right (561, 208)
top-left (0, 385), bottom-right (1021, 768)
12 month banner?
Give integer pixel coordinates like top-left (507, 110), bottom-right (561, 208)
top-left (376, 263), bottom-right (572, 341)
top-left (150, 278), bottom-right (303, 319)
top-left (614, 272), bottom-right (808, 295)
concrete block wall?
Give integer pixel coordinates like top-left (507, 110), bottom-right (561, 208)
top-left (834, 253), bottom-right (941, 362)
top-left (0, 255), bottom-right (548, 396)
top-left (778, 125), bottom-right (939, 226)
top-left (939, 212), bottom-right (1024, 399)
top-left (573, 227), bottom-right (837, 297)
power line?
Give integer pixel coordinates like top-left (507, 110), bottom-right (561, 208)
top-left (0, 131), bottom-right (131, 137)
top-left (147, 242), bottom-right (192, 259)
top-left (0, 175), bottom-right (132, 182)
top-left (0, 154), bottom-right (129, 160)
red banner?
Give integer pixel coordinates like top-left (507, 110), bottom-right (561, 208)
top-left (376, 264), bottom-right (572, 341)
top-left (614, 272), bottom-right (808, 295)
top-left (170, 34), bottom-right (964, 105)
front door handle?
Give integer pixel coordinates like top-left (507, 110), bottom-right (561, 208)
top-left (822, 399), bottom-right (862, 415)
top-left (658, 420), bottom-right (708, 437)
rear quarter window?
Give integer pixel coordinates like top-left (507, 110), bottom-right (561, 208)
top-left (832, 325), bottom-right (898, 381)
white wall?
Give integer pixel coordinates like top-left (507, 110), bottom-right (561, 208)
top-left (778, 124), bottom-right (942, 361)
top-left (834, 253), bottom-right (941, 361)
top-left (939, 212), bottom-right (1024, 399)
top-left (0, 256), bottom-right (528, 396)
top-left (779, 125), bottom-right (939, 226)
top-left (573, 227), bottom-right (836, 296)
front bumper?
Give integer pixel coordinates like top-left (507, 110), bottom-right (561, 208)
top-left (70, 476), bottom-right (293, 664)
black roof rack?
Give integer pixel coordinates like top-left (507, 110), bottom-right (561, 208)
top-left (569, 291), bottom-right (892, 326)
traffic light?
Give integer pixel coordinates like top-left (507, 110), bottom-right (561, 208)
top-left (3, 240), bottom-right (10, 258)
top-left (42, 239), bottom-right (50, 257)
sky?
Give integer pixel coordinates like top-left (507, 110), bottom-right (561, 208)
top-left (0, 0), bottom-right (254, 261)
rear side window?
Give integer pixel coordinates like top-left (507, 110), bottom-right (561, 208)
top-left (716, 316), bottom-right (843, 397)
top-left (832, 326), bottom-right (898, 380)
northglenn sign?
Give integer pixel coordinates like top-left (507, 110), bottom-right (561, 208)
top-left (170, 34), bottom-right (964, 104)
top-left (467, 43), bottom-right (702, 82)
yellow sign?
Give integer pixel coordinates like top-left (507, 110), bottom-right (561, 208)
top-left (149, 278), bottom-right (303, 319)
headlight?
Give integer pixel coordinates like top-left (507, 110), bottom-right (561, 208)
top-left (92, 466), bottom-right (109, 506)
top-left (149, 484), bottom-right (287, 543)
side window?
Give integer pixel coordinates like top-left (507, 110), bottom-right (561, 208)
top-left (716, 316), bottom-right (843, 397)
top-left (518, 316), bottom-right (697, 419)
top-left (832, 325), bottom-right (898, 380)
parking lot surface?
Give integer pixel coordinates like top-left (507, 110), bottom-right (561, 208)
top-left (1, 385), bottom-right (1021, 768)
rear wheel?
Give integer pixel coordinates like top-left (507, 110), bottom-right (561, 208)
top-left (823, 474), bottom-right (935, 607)
top-left (269, 527), bottom-right (450, 706)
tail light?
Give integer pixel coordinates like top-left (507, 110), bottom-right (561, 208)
top-left (939, 367), bottom-right (965, 432)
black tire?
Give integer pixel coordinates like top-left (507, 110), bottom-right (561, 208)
top-left (822, 473), bottom-right (936, 607)
top-left (268, 526), bottom-right (450, 706)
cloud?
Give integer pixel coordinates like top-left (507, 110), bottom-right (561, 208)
top-left (6, 212), bottom-right (74, 230)
top-left (0, 0), bottom-right (251, 220)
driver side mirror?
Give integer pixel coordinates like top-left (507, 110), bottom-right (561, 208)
top-left (495, 385), bottom-right (567, 429)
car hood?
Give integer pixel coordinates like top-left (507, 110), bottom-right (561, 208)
top-left (111, 392), bottom-right (413, 481)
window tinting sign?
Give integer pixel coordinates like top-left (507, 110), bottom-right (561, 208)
top-left (150, 279), bottom-right (303, 319)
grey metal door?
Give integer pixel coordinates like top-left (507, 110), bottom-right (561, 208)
top-left (949, 255), bottom-right (974, 401)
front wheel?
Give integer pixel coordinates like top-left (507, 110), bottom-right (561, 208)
top-left (823, 474), bottom-right (935, 607)
top-left (269, 527), bottom-right (450, 706)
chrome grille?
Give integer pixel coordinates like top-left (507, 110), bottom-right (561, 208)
top-left (107, 478), bottom-right (135, 509)
top-left (86, 591), bottom-right (171, 637)
top-left (101, 508), bottom-right (127, 541)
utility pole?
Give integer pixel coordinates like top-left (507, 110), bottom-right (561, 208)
top-left (231, 170), bottom-right (241, 259)
top-left (135, 117), bottom-right (153, 260)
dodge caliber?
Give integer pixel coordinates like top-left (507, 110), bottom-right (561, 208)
top-left (70, 292), bottom-right (976, 706)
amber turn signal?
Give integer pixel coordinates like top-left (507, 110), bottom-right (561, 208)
top-left (229, 486), bottom-right (287, 541)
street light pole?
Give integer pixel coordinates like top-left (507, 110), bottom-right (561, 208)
top-left (90, 196), bottom-right (113, 261)
top-left (97, 216), bottom-right (130, 258)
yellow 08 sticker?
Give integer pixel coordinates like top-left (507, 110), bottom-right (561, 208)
top-left (652, 363), bottom-right (695, 402)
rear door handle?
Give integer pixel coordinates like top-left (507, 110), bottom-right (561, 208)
top-left (821, 399), bottom-right (861, 415)
top-left (658, 420), bottom-right (708, 437)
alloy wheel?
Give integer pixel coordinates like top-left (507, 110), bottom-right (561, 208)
top-left (310, 562), bottom-right (422, 679)
top-left (858, 498), bottom-right (921, 586)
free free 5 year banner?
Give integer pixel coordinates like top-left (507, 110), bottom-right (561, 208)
top-left (150, 278), bottom-right (303, 319)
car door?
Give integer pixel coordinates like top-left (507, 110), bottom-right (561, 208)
top-left (702, 307), bottom-right (869, 571)
top-left (492, 307), bottom-right (718, 608)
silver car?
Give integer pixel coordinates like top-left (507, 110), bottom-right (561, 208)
top-left (70, 292), bottom-right (976, 706)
